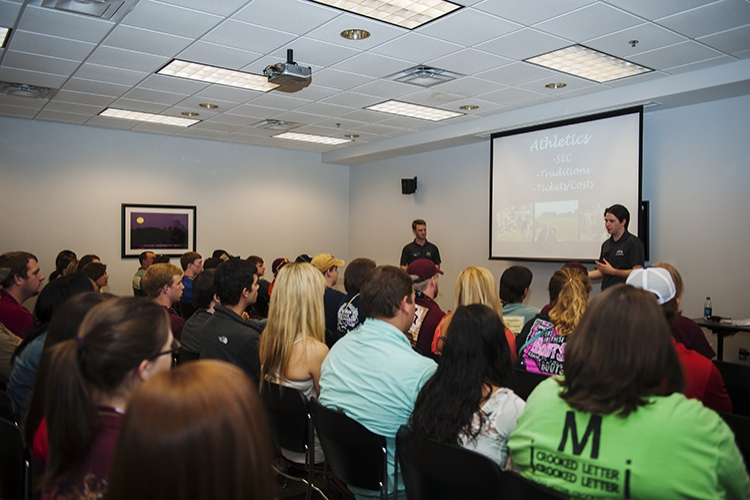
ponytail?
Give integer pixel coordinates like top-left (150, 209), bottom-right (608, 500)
top-left (548, 268), bottom-right (591, 337)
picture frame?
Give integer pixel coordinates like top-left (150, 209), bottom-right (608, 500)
top-left (121, 204), bottom-right (197, 258)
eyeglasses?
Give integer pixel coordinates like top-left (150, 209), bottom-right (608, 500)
top-left (151, 338), bottom-right (181, 360)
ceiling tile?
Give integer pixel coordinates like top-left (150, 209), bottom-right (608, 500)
top-left (475, 86), bottom-right (548, 105)
top-left (629, 41), bottom-right (724, 70)
top-left (16, 5), bottom-right (113, 43)
top-left (227, 103), bottom-right (283, 118)
top-left (87, 46), bottom-right (169, 73)
top-left (110, 97), bottom-right (169, 113)
top-left (273, 109), bottom-right (327, 122)
top-left (0, 103), bottom-right (39, 117)
top-left (63, 78), bottom-right (131, 97)
top-left (174, 127), bottom-right (225, 139)
top-left (9, 30), bottom-right (96, 61)
top-left (309, 68), bottom-right (374, 90)
top-left (85, 115), bottom-right (138, 130)
top-left (54, 89), bottom-right (115, 106)
top-left (431, 76), bottom-right (502, 96)
top-left (426, 48), bottom-right (514, 74)
top-left (156, 0), bottom-right (250, 17)
top-left (189, 121), bottom-right (243, 132)
top-left (287, 84), bottom-right (340, 101)
top-left (517, 74), bottom-right (599, 95)
top-left (350, 122), bottom-right (406, 135)
top-left (314, 116), bottom-right (367, 129)
top-left (350, 79), bottom-right (415, 98)
top-left (193, 84), bottom-right (262, 103)
top-left (166, 96), bottom-right (236, 114)
top-left (604, 0), bottom-right (719, 20)
top-left (339, 108), bottom-right (389, 123)
top-left (132, 121), bottom-right (183, 134)
top-left (477, 28), bottom-right (569, 60)
top-left (234, 0), bottom-right (340, 35)
top-left (331, 52), bottom-right (411, 78)
top-left (0, 67), bottom-right (68, 88)
top-left (36, 109), bottom-right (90, 124)
top-left (656, 0), bottom-right (750, 39)
top-left (44, 100), bottom-right (103, 114)
top-left (698, 24), bottom-right (750, 54)
top-left (249, 92), bottom-right (311, 110)
top-left (102, 25), bottom-right (192, 57)
top-left (444, 96), bottom-right (505, 113)
top-left (122, 87), bottom-right (188, 105)
top-left (474, 0), bottom-right (595, 26)
top-left (202, 19), bottom-right (296, 53)
top-left (294, 100), bottom-right (351, 116)
top-left (417, 8), bottom-right (521, 46)
top-left (320, 91), bottom-right (381, 107)
top-left (122, 0), bottom-right (223, 38)
top-left (3, 50), bottom-right (80, 75)
top-left (177, 41), bottom-right (263, 69)
top-left (0, 93), bottom-right (46, 108)
top-left (603, 69), bottom-right (668, 87)
top-left (376, 114), bottom-right (437, 129)
top-left (584, 23), bottom-right (687, 58)
top-left (305, 12), bottom-right (406, 51)
top-left (477, 61), bottom-right (557, 85)
top-left (138, 74), bottom-right (208, 95)
top-left (534, 3), bottom-right (642, 42)
top-left (371, 33), bottom-right (464, 63)
top-left (0, 1), bottom-right (22, 27)
top-left (397, 87), bottom-right (465, 106)
top-left (661, 54), bottom-right (737, 74)
top-left (205, 113), bottom-right (254, 126)
top-left (74, 63), bottom-right (149, 86)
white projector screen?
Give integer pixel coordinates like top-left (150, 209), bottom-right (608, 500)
top-left (490, 107), bottom-right (642, 262)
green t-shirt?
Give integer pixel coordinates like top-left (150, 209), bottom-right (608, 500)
top-left (508, 377), bottom-right (749, 499)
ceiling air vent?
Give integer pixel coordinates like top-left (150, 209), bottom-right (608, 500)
top-left (35, 0), bottom-right (127, 20)
top-left (0, 82), bottom-right (53, 99)
top-left (253, 119), bottom-right (302, 131)
top-left (389, 66), bottom-right (463, 88)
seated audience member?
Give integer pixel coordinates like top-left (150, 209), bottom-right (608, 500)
top-left (336, 257), bottom-right (377, 341)
top-left (516, 267), bottom-right (590, 376)
top-left (412, 304), bottom-right (524, 468)
top-left (539, 261), bottom-right (588, 313)
top-left (199, 259), bottom-right (262, 384)
top-left (245, 255), bottom-right (270, 319)
top-left (0, 251), bottom-right (45, 338)
top-left (311, 253), bottom-right (346, 343)
top-left (142, 263), bottom-right (185, 341)
top-left (267, 257), bottom-right (289, 296)
top-left (49, 250), bottom-right (76, 281)
top-left (105, 360), bottom-right (274, 500)
top-left (132, 251), bottom-right (155, 297)
top-left (24, 292), bottom-right (112, 462)
top-left (79, 262), bottom-right (108, 292)
top-left (180, 269), bottom-right (216, 356)
top-left (320, 265), bottom-right (437, 500)
top-left (202, 257), bottom-right (223, 270)
top-left (0, 267), bottom-right (21, 386)
top-left (432, 266), bottom-right (516, 361)
top-left (508, 285), bottom-right (749, 499)
top-left (499, 266), bottom-right (540, 334)
top-left (211, 249), bottom-right (234, 261)
top-left (295, 254), bottom-right (313, 264)
top-left (41, 297), bottom-right (175, 500)
top-left (652, 262), bottom-right (716, 359)
top-left (406, 259), bottom-right (446, 360)
top-left (626, 267), bottom-right (732, 413)
top-left (179, 251), bottom-right (203, 306)
top-left (7, 274), bottom-right (94, 418)
top-left (152, 254), bottom-right (170, 264)
top-left (259, 262), bottom-right (328, 464)
top-left (77, 254), bottom-right (100, 270)
top-left (65, 260), bottom-right (80, 275)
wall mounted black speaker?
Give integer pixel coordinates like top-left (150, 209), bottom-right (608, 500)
top-left (402, 177), bottom-right (417, 195)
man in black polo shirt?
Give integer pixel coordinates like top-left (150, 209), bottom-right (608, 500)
top-left (588, 204), bottom-right (644, 290)
top-left (400, 219), bottom-right (441, 270)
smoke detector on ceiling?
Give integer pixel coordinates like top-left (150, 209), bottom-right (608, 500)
top-left (0, 82), bottom-right (53, 99)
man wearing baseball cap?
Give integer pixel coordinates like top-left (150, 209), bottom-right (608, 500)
top-left (626, 267), bottom-right (732, 413)
top-left (311, 253), bottom-right (345, 344)
top-left (406, 258), bottom-right (446, 360)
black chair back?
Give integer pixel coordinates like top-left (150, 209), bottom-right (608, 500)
top-left (714, 361), bottom-right (750, 417)
top-left (260, 381), bottom-right (312, 457)
top-left (177, 349), bottom-right (200, 365)
top-left (514, 368), bottom-right (550, 400)
top-left (309, 398), bottom-right (387, 496)
top-left (720, 411), bottom-right (750, 473)
top-left (0, 391), bottom-right (19, 426)
top-left (0, 417), bottom-right (29, 500)
top-left (396, 425), bottom-right (504, 499)
top-left (502, 469), bottom-right (567, 499)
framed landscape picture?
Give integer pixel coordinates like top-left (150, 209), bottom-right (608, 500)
top-left (122, 204), bottom-right (196, 258)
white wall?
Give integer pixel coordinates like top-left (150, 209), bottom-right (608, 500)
top-left (349, 94), bottom-right (750, 362)
top-left (0, 117), bottom-right (350, 297)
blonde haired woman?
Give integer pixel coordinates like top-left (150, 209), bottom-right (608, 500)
top-left (432, 266), bottom-right (517, 362)
top-left (515, 267), bottom-right (591, 375)
top-left (258, 262), bottom-right (328, 463)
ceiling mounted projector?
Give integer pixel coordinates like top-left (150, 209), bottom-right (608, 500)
top-left (264, 49), bottom-right (311, 93)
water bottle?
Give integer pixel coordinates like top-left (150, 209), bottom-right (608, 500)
top-left (704, 297), bottom-right (712, 320)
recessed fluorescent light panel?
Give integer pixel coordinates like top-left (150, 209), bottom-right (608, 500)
top-left (273, 132), bottom-right (351, 145)
top-left (99, 108), bottom-right (199, 127)
top-left (365, 100), bottom-right (463, 121)
top-left (157, 60), bottom-right (279, 92)
top-left (525, 45), bottom-right (652, 83)
top-left (0, 27), bottom-right (9, 48)
top-left (310, 0), bottom-right (462, 29)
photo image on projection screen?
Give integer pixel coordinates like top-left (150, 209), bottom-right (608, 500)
top-left (490, 107), bottom-right (642, 261)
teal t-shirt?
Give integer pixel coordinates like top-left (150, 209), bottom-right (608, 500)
top-left (508, 377), bottom-right (749, 499)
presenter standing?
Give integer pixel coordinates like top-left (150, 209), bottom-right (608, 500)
top-left (400, 219), bottom-right (441, 270)
top-left (588, 204), bottom-right (644, 290)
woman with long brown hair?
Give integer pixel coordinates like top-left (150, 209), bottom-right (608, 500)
top-left (515, 266), bottom-right (591, 375)
top-left (105, 360), bottom-right (274, 500)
